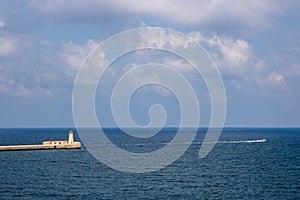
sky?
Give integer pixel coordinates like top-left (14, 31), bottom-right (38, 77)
top-left (0, 0), bottom-right (300, 127)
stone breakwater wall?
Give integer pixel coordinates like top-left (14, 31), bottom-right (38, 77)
top-left (0, 142), bottom-right (81, 151)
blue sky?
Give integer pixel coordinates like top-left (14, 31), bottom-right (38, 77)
top-left (0, 0), bottom-right (299, 127)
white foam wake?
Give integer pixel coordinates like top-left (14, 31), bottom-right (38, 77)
top-left (218, 138), bottom-right (267, 144)
top-left (93, 139), bottom-right (267, 147)
top-left (116, 138), bottom-right (267, 147)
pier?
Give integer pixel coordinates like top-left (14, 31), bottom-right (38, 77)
top-left (0, 130), bottom-right (81, 151)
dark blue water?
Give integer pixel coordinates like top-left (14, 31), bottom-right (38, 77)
top-left (0, 128), bottom-right (299, 199)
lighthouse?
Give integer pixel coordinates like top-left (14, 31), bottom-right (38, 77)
top-left (68, 130), bottom-right (74, 144)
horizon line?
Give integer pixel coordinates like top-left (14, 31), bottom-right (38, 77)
top-left (1, 126), bottom-right (300, 129)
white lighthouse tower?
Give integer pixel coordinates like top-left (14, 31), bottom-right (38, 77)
top-left (68, 130), bottom-right (74, 144)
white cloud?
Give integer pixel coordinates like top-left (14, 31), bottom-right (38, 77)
top-left (15, 84), bottom-right (32, 96)
top-left (0, 36), bottom-right (17, 57)
top-left (15, 84), bottom-right (53, 97)
top-left (161, 57), bottom-right (195, 73)
top-left (214, 38), bottom-right (251, 66)
top-left (0, 32), bottom-right (69, 97)
top-left (61, 39), bottom-right (98, 70)
top-left (189, 31), bottom-right (295, 94)
top-left (59, 29), bottom-right (267, 97)
top-left (190, 32), bottom-right (255, 75)
top-left (60, 39), bottom-right (122, 87)
top-left (268, 70), bottom-right (288, 89)
top-left (30, 0), bottom-right (282, 29)
top-left (57, 28), bottom-right (300, 98)
top-left (0, 72), bottom-right (53, 97)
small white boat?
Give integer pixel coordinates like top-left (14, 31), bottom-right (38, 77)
top-left (256, 138), bottom-right (266, 142)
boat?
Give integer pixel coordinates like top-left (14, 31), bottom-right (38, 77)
top-left (256, 138), bottom-right (266, 142)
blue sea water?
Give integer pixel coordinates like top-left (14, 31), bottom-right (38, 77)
top-left (0, 128), bottom-right (299, 199)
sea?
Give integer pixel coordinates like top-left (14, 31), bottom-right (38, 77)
top-left (0, 128), bottom-right (299, 199)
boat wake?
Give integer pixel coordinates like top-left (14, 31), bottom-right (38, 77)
top-left (117, 138), bottom-right (267, 147)
top-left (218, 138), bottom-right (267, 144)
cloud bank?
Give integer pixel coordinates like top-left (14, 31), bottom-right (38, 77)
top-left (30, 0), bottom-right (283, 29)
